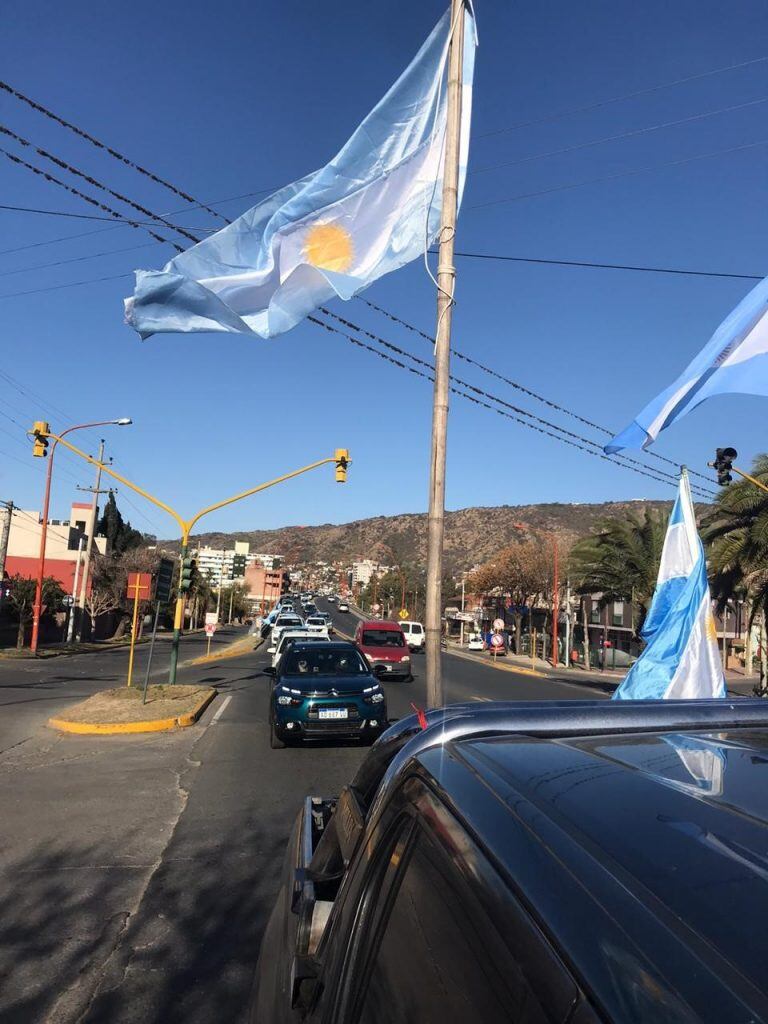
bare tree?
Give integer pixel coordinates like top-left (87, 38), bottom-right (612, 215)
top-left (468, 541), bottom-right (551, 653)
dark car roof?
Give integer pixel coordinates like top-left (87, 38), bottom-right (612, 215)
top-left (358, 620), bottom-right (403, 630)
top-left (288, 640), bottom-right (357, 652)
top-left (367, 700), bottom-right (768, 1022)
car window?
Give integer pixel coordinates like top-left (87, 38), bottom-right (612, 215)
top-left (362, 630), bottom-right (405, 648)
top-left (352, 828), bottom-right (547, 1024)
top-left (283, 648), bottom-right (368, 675)
top-left (411, 624), bottom-right (423, 634)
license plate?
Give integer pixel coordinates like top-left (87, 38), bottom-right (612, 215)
top-left (319, 708), bottom-right (348, 720)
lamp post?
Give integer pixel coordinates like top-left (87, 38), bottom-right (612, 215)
top-left (30, 418), bottom-right (132, 654)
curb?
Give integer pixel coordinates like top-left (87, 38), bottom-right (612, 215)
top-left (183, 635), bottom-right (264, 667)
top-left (446, 645), bottom-right (546, 678)
top-left (47, 688), bottom-right (217, 736)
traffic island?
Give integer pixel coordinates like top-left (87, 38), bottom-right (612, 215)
top-left (48, 684), bottom-right (217, 735)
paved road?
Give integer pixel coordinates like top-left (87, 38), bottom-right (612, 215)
top-left (0, 606), bottom-right (605, 1023)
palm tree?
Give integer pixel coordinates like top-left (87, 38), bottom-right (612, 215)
top-left (570, 509), bottom-right (667, 634)
top-left (703, 454), bottom-right (768, 688)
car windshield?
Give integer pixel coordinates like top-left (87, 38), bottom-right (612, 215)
top-left (278, 634), bottom-right (327, 651)
top-left (277, 617), bottom-right (301, 626)
top-left (283, 648), bottom-right (368, 675)
top-left (362, 629), bottom-right (405, 647)
top-left (307, 618), bottom-right (325, 626)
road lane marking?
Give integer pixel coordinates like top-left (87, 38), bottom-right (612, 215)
top-left (472, 696), bottom-right (493, 702)
top-left (210, 695), bottom-right (232, 724)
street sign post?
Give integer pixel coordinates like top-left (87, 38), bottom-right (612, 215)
top-left (204, 612), bottom-right (217, 655)
top-left (399, 608), bottom-right (409, 619)
top-left (492, 618), bottom-right (505, 631)
top-left (125, 572), bottom-right (152, 687)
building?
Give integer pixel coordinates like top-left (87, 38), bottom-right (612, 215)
top-left (350, 559), bottom-right (391, 588)
top-left (191, 541), bottom-right (268, 588)
top-left (2, 501), bottom-right (107, 594)
top-left (243, 564), bottom-right (286, 610)
top-left (253, 552), bottom-right (282, 571)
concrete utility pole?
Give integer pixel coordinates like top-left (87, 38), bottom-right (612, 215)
top-left (76, 439), bottom-right (106, 641)
top-left (0, 500), bottom-right (12, 615)
top-left (425, 0), bottom-right (466, 709)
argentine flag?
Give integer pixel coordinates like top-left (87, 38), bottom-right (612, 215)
top-left (613, 472), bottom-right (725, 701)
top-left (606, 275), bottom-right (768, 453)
top-left (125, 8), bottom-right (476, 340)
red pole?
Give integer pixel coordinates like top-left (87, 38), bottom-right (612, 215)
top-left (30, 446), bottom-right (57, 653)
top-left (552, 537), bottom-right (559, 668)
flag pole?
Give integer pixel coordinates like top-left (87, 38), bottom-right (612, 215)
top-left (425, 0), bottom-right (466, 709)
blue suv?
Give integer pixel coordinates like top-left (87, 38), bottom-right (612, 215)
top-left (267, 641), bottom-right (387, 748)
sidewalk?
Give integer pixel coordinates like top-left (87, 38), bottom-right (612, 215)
top-left (446, 642), bottom-right (762, 699)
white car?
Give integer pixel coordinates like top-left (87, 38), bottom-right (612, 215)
top-left (305, 616), bottom-right (330, 635)
top-left (399, 620), bottom-right (425, 651)
top-left (338, 601), bottom-right (349, 612)
top-left (467, 632), bottom-right (484, 651)
top-left (327, 595), bottom-right (336, 603)
top-left (271, 630), bottom-right (330, 669)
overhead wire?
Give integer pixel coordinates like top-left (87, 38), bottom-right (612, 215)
top-left (469, 138), bottom-right (768, 210)
top-left (357, 296), bottom-right (716, 486)
top-left (0, 78), bottom-right (228, 222)
top-left (472, 96), bottom-right (768, 176)
top-left (0, 148), bottom-right (185, 250)
top-left (478, 55), bottom-right (768, 139)
top-left (0, 124), bottom-right (202, 245)
top-left (308, 312), bottom-right (715, 500)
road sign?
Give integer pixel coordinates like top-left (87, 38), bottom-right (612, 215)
top-left (205, 623), bottom-right (216, 637)
top-left (492, 618), bottom-right (505, 631)
top-left (205, 612), bottom-right (218, 627)
top-left (155, 558), bottom-right (174, 603)
top-left (126, 572), bottom-right (152, 600)
top-left (490, 633), bottom-right (504, 648)
top-left (372, 603), bottom-right (381, 613)
top-left (399, 608), bottom-right (409, 619)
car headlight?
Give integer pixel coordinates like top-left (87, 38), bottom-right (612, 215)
top-left (401, 655), bottom-right (410, 662)
top-left (364, 653), bottom-right (374, 662)
top-left (370, 691), bottom-right (385, 703)
top-left (277, 695), bottom-right (292, 706)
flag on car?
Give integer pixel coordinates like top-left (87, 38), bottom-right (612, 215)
top-left (606, 275), bottom-right (768, 453)
top-left (613, 471), bottom-right (725, 701)
top-left (124, 8), bottom-right (476, 340)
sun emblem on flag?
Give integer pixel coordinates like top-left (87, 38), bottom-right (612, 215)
top-left (706, 614), bottom-right (718, 643)
top-left (304, 223), bottom-right (354, 272)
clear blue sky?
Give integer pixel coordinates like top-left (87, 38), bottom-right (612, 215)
top-left (1, 0), bottom-right (766, 539)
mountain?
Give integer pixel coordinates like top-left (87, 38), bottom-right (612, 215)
top-left (162, 500), bottom-right (681, 574)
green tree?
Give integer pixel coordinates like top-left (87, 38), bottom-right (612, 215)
top-left (703, 454), bottom-right (768, 687)
top-left (6, 574), bottom-right (65, 649)
top-left (97, 491), bottom-right (144, 554)
top-left (570, 510), bottom-right (666, 635)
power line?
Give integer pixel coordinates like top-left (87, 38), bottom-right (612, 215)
top-left (0, 124), bottom-right (202, 245)
top-left (472, 96), bottom-right (768, 177)
top-left (358, 296), bottom-right (716, 486)
top-left (469, 138), bottom-right (768, 210)
top-left (447, 249), bottom-right (762, 282)
top-left (0, 271), bottom-right (131, 300)
top-left (0, 240), bottom-right (161, 280)
top-left (308, 313), bottom-right (716, 499)
top-left (321, 306), bottom-right (718, 498)
top-left (0, 148), bottom-right (184, 250)
top-left (0, 78), bottom-right (228, 222)
top-left (478, 55), bottom-right (768, 139)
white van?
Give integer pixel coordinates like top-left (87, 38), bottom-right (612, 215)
top-left (399, 621), bottom-right (425, 651)
top-left (271, 630), bottom-right (330, 669)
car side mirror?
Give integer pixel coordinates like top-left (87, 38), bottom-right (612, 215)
top-left (264, 665), bottom-right (276, 676)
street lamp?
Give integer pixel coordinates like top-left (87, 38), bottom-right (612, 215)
top-left (30, 418), bottom-right (132, 653)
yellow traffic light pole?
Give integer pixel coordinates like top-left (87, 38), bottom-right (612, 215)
top-left (730, 466), bottom-right (768, 496)
top-left (29, 423), bottom-right (350, 682)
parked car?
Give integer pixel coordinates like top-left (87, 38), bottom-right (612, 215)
top-left (271, 630), bottom-right (331, 670)
top-left (399, 619), bottom-right (424, 651)
top-left (354, 620), bottom-right (412, 681)
top-left (252, 698), bottom-right (768, 1023)
top-left (327, 595), bottom-right (336, 603)
top-left (338, 601), bottom-right (349, 612)
top-left (266, 641), bottom-right (387, 749)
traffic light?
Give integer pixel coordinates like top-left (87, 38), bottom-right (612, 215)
top-left (335, 448), bottom-right (350, 483)
top-left (710, 447), bottom-right (737, 486)
top-left (232, 554), bottom-right (246, 578)
top-left (179, 556), bottom-right (196, 592)
top-left (32, 420), bottom-right (50, 458)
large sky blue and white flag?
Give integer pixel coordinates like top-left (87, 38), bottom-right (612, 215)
top-left (124, 8), bottom-right (476, 340)
top-left (613, 471), bottom-right (725, 701)
top-left (606, 276), bottom-right (768, 453)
